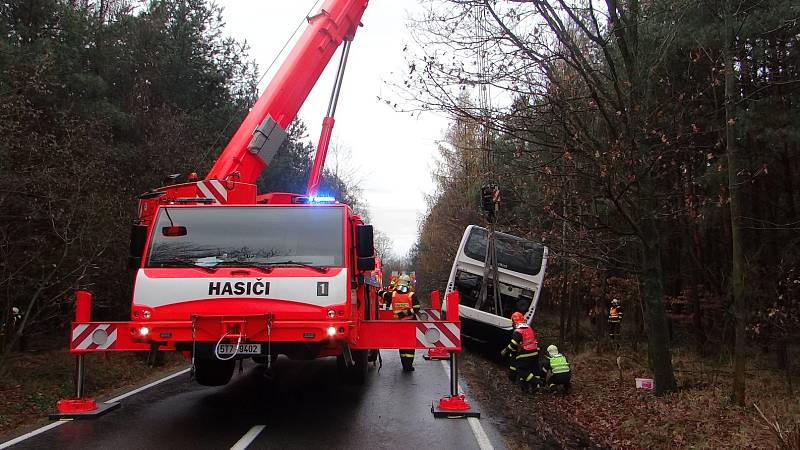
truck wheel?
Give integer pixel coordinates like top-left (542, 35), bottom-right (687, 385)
top-left (194, 357), bottom-right (235, 386)
top-left (348, 350), bottom-right (368, 385)
top-left (337, 350), bottom-right (369, 385)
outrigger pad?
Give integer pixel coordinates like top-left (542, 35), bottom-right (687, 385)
top-left (431, 395), bottom-right (481, 419)
top-left (49, 401), bottom-right (120, 420)
top-left (423, 348), bottom-right (451, 361)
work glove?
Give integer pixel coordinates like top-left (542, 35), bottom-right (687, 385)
top-left (500, 348), bottom-right (509, 358)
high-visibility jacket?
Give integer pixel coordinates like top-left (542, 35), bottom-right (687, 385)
top-left (548, 354), bottom-right (570, 374)
top-left (392, 292), bottom-right (419, 319)
top-left (506, 325), bottom-right (538, 358)
top-left (608, 306), bottom-right (622, 322)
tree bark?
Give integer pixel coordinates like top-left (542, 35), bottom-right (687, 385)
top-left (724, 0), bottom-right (748, 406)
top-left (638, 171), bottom-right (678, 394)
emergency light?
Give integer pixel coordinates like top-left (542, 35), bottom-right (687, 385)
top-left (310, 196), bottom-right (336, 203)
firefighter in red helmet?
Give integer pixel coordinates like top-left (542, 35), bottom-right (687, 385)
top-left (501, 311), bottom-right (542, 392)
top-left (382, 276), bottom-right (420, 371)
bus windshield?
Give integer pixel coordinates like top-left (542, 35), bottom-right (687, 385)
top-left (463, 227), bottom-right (544, 276)
top-left (146, 206), bottom-right (344, 268)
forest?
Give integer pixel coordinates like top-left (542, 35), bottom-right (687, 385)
top-left (404, 0), bottom-right (799, 446)
top-left (0, 0), bottom-right (360, 367)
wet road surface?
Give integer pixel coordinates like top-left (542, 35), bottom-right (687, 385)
top-left (7, 353), bottom-right (504, 449)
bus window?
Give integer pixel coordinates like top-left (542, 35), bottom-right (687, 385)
top-left (453, 269), bottom-right (535, 318)
top-left (463, 228), bottom-right (545, 275)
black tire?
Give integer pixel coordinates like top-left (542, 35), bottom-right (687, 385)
top-left (349, 349), bottom-right (369, 385)
top-left (337, 350), bottom-right (369, 385)
top-left (194, 357), bottom-right (235, 386)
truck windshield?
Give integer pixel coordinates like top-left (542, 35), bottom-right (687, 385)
top-left (463, 227), bottom-right (544, 276)
top-left (146, 206), bottom-right (344, 268)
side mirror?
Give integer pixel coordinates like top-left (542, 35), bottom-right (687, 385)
top-left (357, 256), bottom-right (376, 271)
top-left (128, 224), bottom-right (148, 269)
top-left (355, 225), bottom-right (374, 258)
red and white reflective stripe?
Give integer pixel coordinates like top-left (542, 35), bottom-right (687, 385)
top-left (416, 321), bottom-right (460, 349)
top-left (421, 309), bottom-right (441, 320)
top-left (196, 180), bottom-right (228, 204)
top-left (71, 323), bottom-right (118, 350)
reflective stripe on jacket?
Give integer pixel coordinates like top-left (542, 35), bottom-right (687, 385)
top-left (392, 292), bottom-right (418, 319)
top-left (506, 325), bottom-right (538, 356)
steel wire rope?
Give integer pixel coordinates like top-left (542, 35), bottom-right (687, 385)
top-left (474, 4), bottom-right (501, 315)
top-left (214, 329), bottom-right (243, 361)
top-left (195, 0), bottom-right (324, 169)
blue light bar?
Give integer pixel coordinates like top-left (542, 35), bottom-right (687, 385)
top-left (310, 196), bottom-right (336, 203)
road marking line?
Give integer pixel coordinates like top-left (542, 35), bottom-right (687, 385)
top-left (0, 367), bottom-right (191, 448)
top-left (440, 360), bottom-right (494, 450)
top-left (104, 367), bottom-right (191, 404)
top-left (229, 425), bottom-right (266, 450)
top-left (0, 420), bottom-right (71, 449)
top-left (468, 417), bottom-right (494, 450)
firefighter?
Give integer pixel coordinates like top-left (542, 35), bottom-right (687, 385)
top-left (386, 279), bottom-right (420, 371)
top-left (542, 344), bottom-right (571, 393)
top-left (3, 306), bottom-right (23, 351)
top-left (608, 298), bottom-right (622, 340)
top-left (500, 312), bottom-right (541, 392)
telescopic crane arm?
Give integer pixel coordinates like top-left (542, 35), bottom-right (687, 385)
top-left (206, 0), bottom-right (369, 185)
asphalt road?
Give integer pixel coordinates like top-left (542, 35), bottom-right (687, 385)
top-left (7, 353), bottom-right (504, 449)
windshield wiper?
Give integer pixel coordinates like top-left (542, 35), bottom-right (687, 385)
top-left (153, 257), bottom-right (217, 272)
top-left (214, 260), bottom-right (273, 274)
top-left (265, 260), bottom-right (328, 273)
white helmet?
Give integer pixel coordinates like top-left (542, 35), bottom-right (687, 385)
top-left (612, 298), bottom-right (620, 305)
top-left (12, 307), bottom-right (20, 315)
top-left (547, 345), bottom-right (559, 356)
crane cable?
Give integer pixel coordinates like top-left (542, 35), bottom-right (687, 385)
top-left (195, 0), bottom-right (324, 169)
top-left (475, 3), bottom-right (502, 315)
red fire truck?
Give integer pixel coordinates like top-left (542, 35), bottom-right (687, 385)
top-left (58, 0), bottom-right (476, 418)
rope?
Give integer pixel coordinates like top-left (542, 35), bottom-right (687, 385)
top-left (214, 330), bottom-right (243, 361)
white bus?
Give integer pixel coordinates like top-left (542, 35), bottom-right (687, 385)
top-left (444, 225), bottom-right (548, 350)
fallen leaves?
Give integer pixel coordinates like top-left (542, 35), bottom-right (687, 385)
top-left (461, 343), bottom-right (796, 450)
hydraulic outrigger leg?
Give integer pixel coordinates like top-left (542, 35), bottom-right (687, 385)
top-left (431, 293), bottom-right (480, 419)
top-left (50, 291), bottom-right (120, 419)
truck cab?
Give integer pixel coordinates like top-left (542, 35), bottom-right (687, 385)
top-left (129, 193), bottom-right (376, 385)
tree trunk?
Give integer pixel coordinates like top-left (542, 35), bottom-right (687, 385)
top-left (559, 265), bottom-right (568, 349)
top-left (570, 270), bottom-right (580, 353)
top-left (639, 171), bottom-right (678, 395)
top-left (724, 0), bottom-right (748, 407)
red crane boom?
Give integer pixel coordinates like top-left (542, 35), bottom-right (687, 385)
top-left (207, 0), bottom-right (368, 185)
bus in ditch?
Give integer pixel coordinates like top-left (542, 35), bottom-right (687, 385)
top-left (444, 225), bottom-right (548, 351)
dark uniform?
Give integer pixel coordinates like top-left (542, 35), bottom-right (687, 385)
top-left (501, 324), bottom-right (541, 390)
top-left (542, 347), bottom-right (571, 392)
top-left (383, 287), bottom-right (420, 371)
top-left (608, 303), bottom-right (622, 340)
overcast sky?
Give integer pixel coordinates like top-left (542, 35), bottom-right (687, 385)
top-left (215, 0), bottom-right (449, 257)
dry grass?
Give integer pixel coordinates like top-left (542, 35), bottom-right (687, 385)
top-left (459, 333), bottom-right (799, 449)
top-left (0, 348), bottom-right (186, 438)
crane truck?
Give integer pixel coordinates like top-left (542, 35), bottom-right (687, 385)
top-left (57, 0), bottom-right (474, 419)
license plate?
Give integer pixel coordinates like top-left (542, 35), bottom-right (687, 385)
top-left (216, 343), bottom-right (261, 355)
